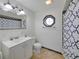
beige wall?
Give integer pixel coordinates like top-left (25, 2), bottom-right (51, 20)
top-left (0, 0), bottom-right (35, 51)
top-left (35, 0), bottom-right (66, 52)
top-left (0, 0), bottom-right (66, 53)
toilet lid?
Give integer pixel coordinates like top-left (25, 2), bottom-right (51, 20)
top-left (34, 43), bottom-right (42, 47)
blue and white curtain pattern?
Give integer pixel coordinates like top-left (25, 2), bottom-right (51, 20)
top-left (63, 0), bottom-right (79, 59)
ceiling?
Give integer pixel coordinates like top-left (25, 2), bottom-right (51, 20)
top-left (0, 0), bottom-right (66, 12)
top-left (16, 0), bottom-right (66, 12)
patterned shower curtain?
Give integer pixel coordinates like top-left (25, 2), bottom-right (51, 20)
top-left (63, 0), bottom-right (79, 59)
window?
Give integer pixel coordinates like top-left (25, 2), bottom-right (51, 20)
top-left (43, 15), bottom-right (55, 27)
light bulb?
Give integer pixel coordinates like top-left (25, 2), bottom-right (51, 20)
top-left (17, 10), bottom-right (25, 15)
top-left (2, 4), bottom-right (13, 11)
top-left (45, 0), bottom-right (52, 5)
top-left (46, 18), bottom-right (54, 25)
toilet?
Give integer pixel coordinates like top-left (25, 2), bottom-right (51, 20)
top-left (33, 43), bottom-right (42, 54)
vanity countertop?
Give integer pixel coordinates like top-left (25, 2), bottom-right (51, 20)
top-left (2, 36), bottom-right (32, 48)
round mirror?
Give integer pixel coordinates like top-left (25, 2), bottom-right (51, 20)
top-left (43, 15), bottom-right (55, 27)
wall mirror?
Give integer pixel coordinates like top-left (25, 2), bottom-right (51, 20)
top-left (43, 15), bottom-right (55, 27)
top-left (0, 15), bottom-right (26, 29)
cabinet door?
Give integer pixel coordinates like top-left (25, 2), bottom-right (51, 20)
top-left (14, 44), bottom-right (25, 59)
top-left (10, 48), bottom-right (15, 59)
top-left (24, 44), bottom-right (32, 59)
top-left (24, 39), bottom-right (34, 59)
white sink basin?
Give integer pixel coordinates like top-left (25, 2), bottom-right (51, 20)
top-left (12, 36), bottom-right (31, 43)
top-left (2, 36), bottom-right (32, 48)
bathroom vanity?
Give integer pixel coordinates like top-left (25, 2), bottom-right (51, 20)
top-left (2, 36), bottom-right (35, 59)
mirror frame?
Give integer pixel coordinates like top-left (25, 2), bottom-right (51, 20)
top-left (43, 15), bottom-right (55, 27)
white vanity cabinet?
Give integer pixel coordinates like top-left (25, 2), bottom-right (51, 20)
top-left (2, 37), bottom-right (35, 59)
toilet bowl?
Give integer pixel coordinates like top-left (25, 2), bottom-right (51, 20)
top-left (33, 43), bottom-right (42, 54)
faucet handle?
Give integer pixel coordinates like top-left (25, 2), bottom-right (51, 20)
top-left (10, 37), bottom-right (18, 41)
top-left (25, 35), bottom-right (27, 37)
top-left (10, 38), bottom-right (13, 41)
